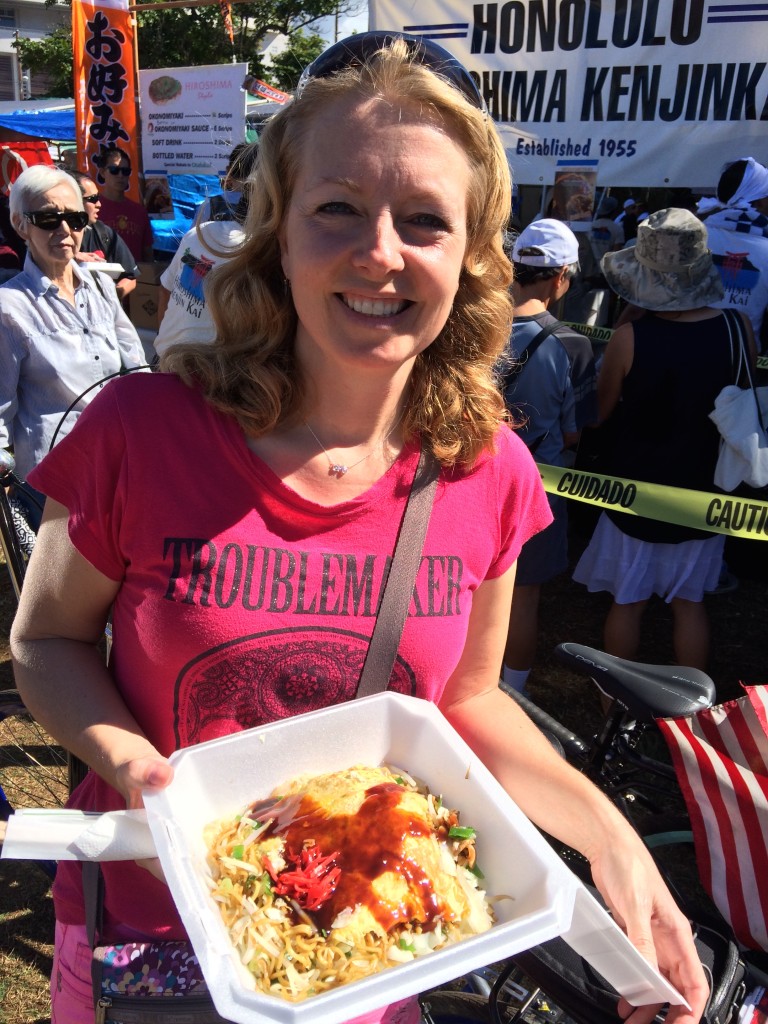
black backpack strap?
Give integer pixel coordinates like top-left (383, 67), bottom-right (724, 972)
top-left (501, 319), bottom-right (564, 391)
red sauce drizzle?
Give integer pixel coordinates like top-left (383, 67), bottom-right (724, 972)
top-left (250, 781), bottom-right (446, 934)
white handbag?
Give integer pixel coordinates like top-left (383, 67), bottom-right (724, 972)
top-left (709, 310), bottom-right (768, 492)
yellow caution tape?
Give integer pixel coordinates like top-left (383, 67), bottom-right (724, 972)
top-left (562, 322), bottom-right (614, 344)
top-left (538, 463), bottom-right (768, 541)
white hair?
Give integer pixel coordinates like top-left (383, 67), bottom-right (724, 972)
top-left (9, 165), bottom-right (83, 232)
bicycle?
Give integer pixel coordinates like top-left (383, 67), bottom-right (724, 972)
top-left (420, 643), bottom-right (768, 1024)
top-left (0, 447), bottom-right (36, 601)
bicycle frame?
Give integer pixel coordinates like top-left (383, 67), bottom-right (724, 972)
top-left (503, 684), bottom-right (683, 822)
top-left (0, 449), bottom-right (39, 600)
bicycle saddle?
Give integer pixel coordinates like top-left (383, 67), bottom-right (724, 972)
top-left (554, 642), bottom-right (716, 721)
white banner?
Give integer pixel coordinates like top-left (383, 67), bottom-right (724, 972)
top-left (369, 0), bottom-right (768, 188)
top-left (139, 63), bottom-right (248, 177)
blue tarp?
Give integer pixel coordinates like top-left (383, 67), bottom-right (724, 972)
top-left (152, 174), bottom-right (222, 256)
top-left (0, 107), bottom-right (76, 141)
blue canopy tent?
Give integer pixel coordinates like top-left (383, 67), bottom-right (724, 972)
top-left (0, 106), bottom-right (76, 141)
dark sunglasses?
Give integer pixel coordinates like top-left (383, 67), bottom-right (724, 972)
top-left (107, 166), bottom-right (131, 177)
top-left (24, 210), bottom-right (89, 232)
top-left (82, 193), bottom-right (101, 204)
top-left (296, 31), bottom-right (486, 113)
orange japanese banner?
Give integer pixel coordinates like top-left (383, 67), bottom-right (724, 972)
top-left (72, 0), bottom-right (141, 202)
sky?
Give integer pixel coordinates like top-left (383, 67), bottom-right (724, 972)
top-left (315, 3), bottom-right (370, 44)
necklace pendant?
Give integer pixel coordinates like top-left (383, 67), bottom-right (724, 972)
top-left (330, 463), bottom-right (348, 477)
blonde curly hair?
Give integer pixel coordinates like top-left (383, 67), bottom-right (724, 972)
top-left (162, 38), bottom-right (513, 467)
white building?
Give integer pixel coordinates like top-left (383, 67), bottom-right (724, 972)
top-left (0, 0), bottom-right (69, 101)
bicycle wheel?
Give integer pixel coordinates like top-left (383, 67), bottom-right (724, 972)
top-left (0, 689), bottom-right (69, 818)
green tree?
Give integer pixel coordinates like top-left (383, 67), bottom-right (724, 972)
top-left (265, 30), bottom-right (326, 93)
top-left (14, 26), bottom-right (75, 98)
top-left (135, 1), bottom-right (355, 79)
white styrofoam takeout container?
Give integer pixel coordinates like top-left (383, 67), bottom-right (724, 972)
top-left (143, 692), bottom-right (685, 1024)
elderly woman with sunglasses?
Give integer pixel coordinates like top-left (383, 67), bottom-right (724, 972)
top-left (10, 36), bottom-right (707, 1024)
top-left (0, 164), bottom-right (145, 530)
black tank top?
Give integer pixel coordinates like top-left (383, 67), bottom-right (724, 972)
top-left (603, 310), bottom-right (737, 543)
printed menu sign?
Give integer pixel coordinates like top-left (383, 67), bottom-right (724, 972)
top-left (139, 63), bottom-right (248, 176)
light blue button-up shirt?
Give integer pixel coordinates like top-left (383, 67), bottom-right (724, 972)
top-left (0, 254), bottom-right (146, 481)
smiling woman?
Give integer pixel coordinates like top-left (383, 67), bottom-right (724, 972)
top-left (9, 33), bottom-right (708, 1024)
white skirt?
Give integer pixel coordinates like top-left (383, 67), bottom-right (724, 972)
top-left (573, 513), bottom-right (725, 604)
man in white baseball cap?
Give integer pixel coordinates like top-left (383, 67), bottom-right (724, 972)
top-left (500, 219), bottom-right (597, 693)
top-left (511, 217), bottom-right (580, 267)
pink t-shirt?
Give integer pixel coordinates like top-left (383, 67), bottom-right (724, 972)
top-left (29, 373), bottom-right (551, 940)
top-left (97, 195), bottom-right (153, 263)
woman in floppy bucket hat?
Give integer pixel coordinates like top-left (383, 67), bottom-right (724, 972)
top-left (573, 208), bottom-right (757, 671)
top-left (602, 207), bottom-right (725, 312)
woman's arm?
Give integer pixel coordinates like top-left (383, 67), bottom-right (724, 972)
top-left (597, 322), bottom-right (634, 422)
top-left (10, 499), bottom-right (172, 806)
top-left (439, 567), bottom-right (708, 1024)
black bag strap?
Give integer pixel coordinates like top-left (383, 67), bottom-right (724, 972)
top-left (83, 860), bottom-right (106, 1005)
top-left (724, 308), bottom-right (765, 433)
top-left (501, 319), bottom-right (564, 390)
top-left (355, 448), bottom-right (439, 698)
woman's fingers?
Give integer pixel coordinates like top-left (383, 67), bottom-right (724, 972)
top-left (115, 755), bottom-right (174, 809)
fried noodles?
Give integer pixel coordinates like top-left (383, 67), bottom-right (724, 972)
top-left (204, 764), bottom-right (493, 1001)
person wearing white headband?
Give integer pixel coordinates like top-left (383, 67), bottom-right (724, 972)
top-left (700, 156), bottom-right (768, 348)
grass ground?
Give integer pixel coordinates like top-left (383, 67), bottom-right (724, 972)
top-left (0, 517), bottom-right (765, 1023)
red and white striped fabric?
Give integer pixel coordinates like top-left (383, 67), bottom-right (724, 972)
top-left (658, 685), bottom-right (768, 951)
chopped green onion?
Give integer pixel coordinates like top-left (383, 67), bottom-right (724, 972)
top-left (232, 843), bottom-right (245, 860)
top-left (468, 863), bottom-right (485, 879)
top-left (448, 825), bottom-right (476, 840)
top-left (398, 938), bottom-right (416, 952)
top-left (219, 876), bottom-right (234, 891)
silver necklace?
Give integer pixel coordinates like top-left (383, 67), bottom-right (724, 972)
top-left (304, 419), bottom-right (396, 479)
